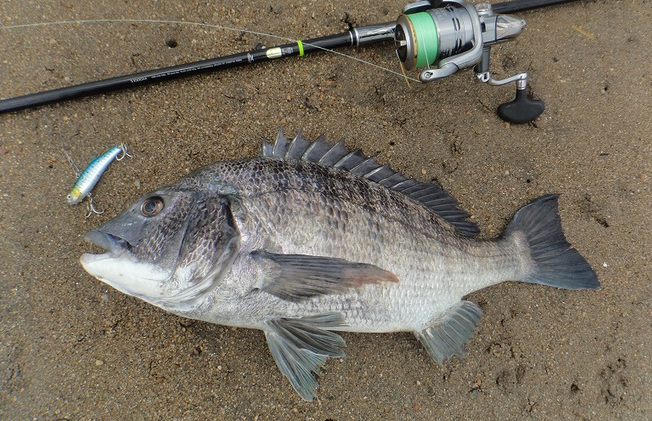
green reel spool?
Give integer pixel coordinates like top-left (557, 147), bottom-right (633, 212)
top-left (395, 4), bottom-right (476, 71)
top-left (396, 12), bottom-right (440, 70)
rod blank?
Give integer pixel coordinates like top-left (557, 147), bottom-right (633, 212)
top-left (0, 23), bottom-right (395, 114)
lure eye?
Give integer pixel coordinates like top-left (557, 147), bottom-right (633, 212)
top-left (140, 196), bottom-right (164, 217)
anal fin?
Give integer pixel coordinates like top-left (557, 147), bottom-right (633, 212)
top-left (415, 301), bottom-right (483, 364)
top-left (264, 313), bottom-right (346, 401)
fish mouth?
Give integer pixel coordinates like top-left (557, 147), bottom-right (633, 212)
top-left (80, 229), bottom-right (173, 302)
top-left (83, 230), bottom-right (129, 257)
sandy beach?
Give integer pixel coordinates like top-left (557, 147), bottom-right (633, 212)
top-left (1, 0), bottom-right (650, 419)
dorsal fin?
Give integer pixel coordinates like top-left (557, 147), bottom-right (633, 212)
top-left (261, 130), bottom-right (479, 236)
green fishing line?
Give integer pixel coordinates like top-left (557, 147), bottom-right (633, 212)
top-left (408, 12), bottom-right (439, 68)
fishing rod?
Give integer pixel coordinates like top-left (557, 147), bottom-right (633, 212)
top-left (0, 0), bottom-right (578, 123)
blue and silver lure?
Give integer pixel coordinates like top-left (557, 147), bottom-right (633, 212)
top-left (66, 143), bottom-right (130, 212)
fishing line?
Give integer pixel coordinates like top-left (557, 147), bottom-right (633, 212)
top-left (0, 18), bottom-right (421, 82)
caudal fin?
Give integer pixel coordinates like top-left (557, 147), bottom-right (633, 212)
top-left (504, 195), bottom-right (599, 290)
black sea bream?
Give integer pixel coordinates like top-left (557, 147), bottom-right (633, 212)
top-left (80, 130), bottom-right (599, 400)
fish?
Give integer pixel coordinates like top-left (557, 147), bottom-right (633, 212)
top-left (80, 130), bottom-right (599, 400)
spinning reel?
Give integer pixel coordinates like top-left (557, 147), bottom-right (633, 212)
top-left (394, 0), bottom-right (545, 123)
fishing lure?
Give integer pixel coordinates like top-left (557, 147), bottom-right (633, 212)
top-left (65, 143), bottom-right (131, 215)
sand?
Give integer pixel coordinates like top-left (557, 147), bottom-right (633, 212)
top-left (1, 0), bottom-right (650, 419)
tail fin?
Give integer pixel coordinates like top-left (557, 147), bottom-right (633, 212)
top-left (504, 195), bottom-right (599, 290)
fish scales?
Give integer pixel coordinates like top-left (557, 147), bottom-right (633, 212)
top-left (223, 171), bottom-right (509, 325)
top-left (80, 130), bottom-right (599, 401)
top-left (193, 159), bottom-right (528, 329)
top-left (185, 161), bottom-right (464, 324)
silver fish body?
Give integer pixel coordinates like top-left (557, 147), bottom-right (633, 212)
top-left (80, 131), bottom-right (599, 400)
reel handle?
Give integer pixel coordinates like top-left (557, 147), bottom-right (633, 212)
top-left (498, 88), bottom-right (545, 124)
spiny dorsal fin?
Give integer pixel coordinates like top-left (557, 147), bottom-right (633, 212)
top-left (261, 129), bottom-right (479, 236)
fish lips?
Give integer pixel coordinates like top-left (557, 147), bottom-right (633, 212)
top-left (84, 230), bottom-right (128, 258)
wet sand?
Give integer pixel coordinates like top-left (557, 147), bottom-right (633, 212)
top-left (1, 0), bottom-right (650, 419)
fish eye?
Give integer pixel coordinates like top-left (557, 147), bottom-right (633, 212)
top-left (140, 196), bottom-right (164, 217)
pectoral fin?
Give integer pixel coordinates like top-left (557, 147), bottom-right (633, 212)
top-left (415, 301), bottom-right (483, 364)
top-left (252, 251), bottom-right (399, 302)
top-left (264, 313), bottom-right (346, 401)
